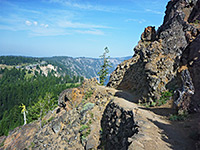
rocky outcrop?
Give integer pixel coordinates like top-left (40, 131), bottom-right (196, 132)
top-left (30, 79), bottom-right (116, 150)
top-left (101, 98), bottom-right (139, 150)
top-left (180, 34), bottom-right (200, 112)
top-left (188, 0), bottom-right (200, 23)
top-left (141, 26), bottom-right (156, 42)
top-left (1, 124), bottom-right (39, 150)
top-left (173, 68), bottom-right (194, 112)
top-left (108, 0), bottom-right (200, 112)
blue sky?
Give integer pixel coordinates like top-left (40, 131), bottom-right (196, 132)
top-left (0, 0), bottom-right (169, 58)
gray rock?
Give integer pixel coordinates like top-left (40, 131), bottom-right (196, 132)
top-left (52, 121), bottom-right (61, 134)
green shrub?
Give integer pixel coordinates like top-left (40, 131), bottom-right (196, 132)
top-left (169, 114), bottom-right (186, 121)
top-left (88, 119), bottom-right (92, 125)
top-left (0, 142), bottom-right (4, 147)
top-left (28, 142), bottom-right (35, 148)
top-left (194, 20), bottom-right (200, 24)
top-left (84, 90), bottom-right (93, 100)
top-left (80, 129), bottom-right (91, 141)
top-left (79, 125), bottom-right (91, 143)
top-left (156, 91), bottom-right (173, 106)
top-left (79, 125), bottom-right (89, 132)
top-left (47, 116), bottom-right (54, 123)
top-left (150, 102), bottom-right (156, 107)
top-left (90, 112), bottom-right (94, 119)
top-left (41, 120), bottom-right (47, 127)
top-left (169, 111), bottom-right (188, 121)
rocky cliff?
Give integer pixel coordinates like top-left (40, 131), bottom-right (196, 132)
top-left (108, 0), bottom-right (200, 112)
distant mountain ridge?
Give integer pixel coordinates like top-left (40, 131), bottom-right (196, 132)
top-left (0, 55), bottom-right (132, 79)
top-left (43, 56), bottom-right (132, 78)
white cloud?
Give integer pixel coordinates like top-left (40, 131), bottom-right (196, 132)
top-left (125, 19), bottom-right (146, 24)
top-left (40, 23), bottom-right (48, 28)
top-left (33, 21), bottom-right (38, 26)
top-left (30, 28), bottom-right (70, 36)
top-left (47, 0), bottom-right (147, 14)
top-left (58, 21), bottom-right (109, 29)
top-left (76, 29), bottom-right (104, 35)
top-left (25, 20), bottom-right (32, 26)
top-left (48, 0), bottom-right (117, 12)
top-left (145, 9), bottom-right (163, 15)
top-left (0, 1), bottom-right (109, 37)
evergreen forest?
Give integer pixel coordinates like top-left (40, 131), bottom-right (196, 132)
top-left (0, 67), bottom-right (82, 136)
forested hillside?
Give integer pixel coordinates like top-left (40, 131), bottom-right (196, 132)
top-left (0, 56), bottom-right (72, 77)
top-left (0, 56), bottom-right (41, 65)
top-left (0, 67), bottom-right (82, 136)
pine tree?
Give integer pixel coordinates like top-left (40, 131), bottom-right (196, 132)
top-left (98, 47), bottom-right (112, 85)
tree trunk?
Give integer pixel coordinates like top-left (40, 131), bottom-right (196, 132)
top-left (23, 111), bottom-right (27, 125)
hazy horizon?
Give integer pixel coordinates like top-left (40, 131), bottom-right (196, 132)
top-left (0, 54), bottom-right (132, 59)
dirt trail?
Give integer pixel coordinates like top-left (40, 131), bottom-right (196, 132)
top-left (114, 90), bottom-right (199, 150)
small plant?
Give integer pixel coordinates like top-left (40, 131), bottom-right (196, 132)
top-left (90, 112), bottom-right (94, 119)
top-left (156, 91), bottom-right (173, 106)
top-left (169, 114), bottom-right (186, 121)
top-left (0, 142), bottom-right (4, 147)
top-left (84, 90), bottom-right (93, 100)
top-left (82, 98), bottom-right (85, 103)
top-left (41, 120), bottom-right (47, 127)
top-left (169, 111), bottom-right (188, 121)
top-left (47, 116), bottom-right (54, 123)
top-left (150, 101), bottom-right (156, 107)
top-left (28, 142), bottom-right (35, 148)
top-left (100, 128), bottom-right (103, 135)
top-left (79, 125), bottom-right (91, 143)
top-left (81, 129), bottom-right (91, 140)
top-left (88, 119), bottom-right (92, 125)
top-left (140, 102), bottom-right (151, 108)
top-left (194, 20), bottom-right (200, 24)
top-left (79, 125), bottom-right (89, 132)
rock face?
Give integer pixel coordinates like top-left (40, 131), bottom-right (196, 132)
top-left (101, 98), bottom-right (139, 150)
top-left (108, 0), bottom-right (200, 112)
top-left (180, 34), bottom-right (200, 112)
top-left (141, 26), bottom-right (156, 42)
